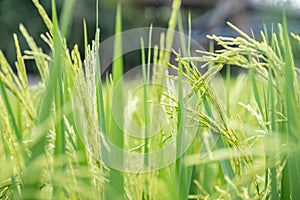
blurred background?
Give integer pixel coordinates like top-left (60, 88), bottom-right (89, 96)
top-left (0, 0), bottom-right (299, 74)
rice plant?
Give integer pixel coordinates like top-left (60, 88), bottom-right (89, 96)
top-left (182, 19), bottom-right (300, 199)
top-left (1, 0), bottom-right (300, 199)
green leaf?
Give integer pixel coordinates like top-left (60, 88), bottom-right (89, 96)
top-left (59, 0), bottom-right (76, 38)
top-left (108, 3), bottom-right (124, 199)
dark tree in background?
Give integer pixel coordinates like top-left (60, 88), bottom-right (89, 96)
top-left (1, 0), bottom-right (299, 74)
top-left (0, 0), bottom-right (97, 73)
top-left (0, 0), bottom-right (165, 73)
top-left (1, 0), bottom-right (191, 74)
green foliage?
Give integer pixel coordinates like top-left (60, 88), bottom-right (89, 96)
top-left (1, 0), bottom-right (300, 199)
top-left (183, 19), bottom-right (300, 199)
top-left (109, 3), bottom-right (124, 198)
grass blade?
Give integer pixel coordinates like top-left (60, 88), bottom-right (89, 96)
top-left (109, 3), bottom-right (124, 199)
top-left (30, 0), bottom-right (62, 157)
top-left (175, 56), bottom-right (189, 199)
top-left (140, 38), bottom-right (149, 165)
top-left (0, 81), bottom-right (22, 142)
top-left (203, 99), bottom-right (237, 198)
top-left (268, 65), bottom-right (278, 200)
top-left (59, 0), bottom-right (76, 38)
top-left (281, 13), bottom-right (300, 199)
